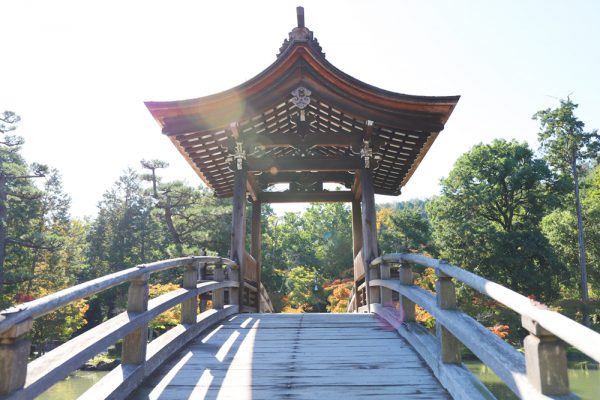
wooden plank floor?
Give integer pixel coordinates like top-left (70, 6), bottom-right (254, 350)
top-left (130, 313), bottom-right (451, 399)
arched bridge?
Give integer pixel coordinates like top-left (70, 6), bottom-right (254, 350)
top-left (1, 254), bottom-right (598, 399)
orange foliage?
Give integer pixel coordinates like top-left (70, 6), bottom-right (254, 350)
top-left (149, 283), bottom-right (181, 332)
top-left (488, 324), bottom-right (510, 338)
top-left (324, 278), bottom-right (353, 313)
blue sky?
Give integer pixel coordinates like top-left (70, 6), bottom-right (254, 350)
top-left (2, 1), bottom-right (599, 217)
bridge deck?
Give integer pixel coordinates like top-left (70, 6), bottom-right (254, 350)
top-left (130, 313), bottom-right (450, 399)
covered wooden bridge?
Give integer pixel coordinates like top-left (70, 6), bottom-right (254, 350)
top-left (0, 8), bottom-right (599, 400)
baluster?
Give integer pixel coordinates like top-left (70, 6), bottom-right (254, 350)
top-left (380, 260), bottom-right (392, 305)
top-left (399, 262), bottom-right (415, 322)
top-left (522, 316), bottom-right (569, 395)
top-left (0, 317), bottom-right (33, 395)
top-left (181, 260), bottom-right (200, 324)
top-left (435, 268), bottom-right (461, 364)
top-left (213, 264), bottom-right (225, 310)
top-left (122, 273), bottom-right (149, 365)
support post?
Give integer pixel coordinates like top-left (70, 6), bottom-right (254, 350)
top-left (0, 318), bottom-right (33, 395)
top-left (522, 316), bottom-right (569, 395)
top-left (122, 274), bottom-right (149, 365)
top-left (230, 168), bottom-right (247, 308)
top-left (360, 168), bottom-right (381, 310)
top-left (399, 263), bottom-right (415, 322)
top-left (181, 260), bottom-right (200, 324)
top-left (251, 201), bottom-right (262, 312)
top-left (435, 268), bottom-right (461, 364)
top-left (351, 200), bottom-right (363, 312)
top-left (213, 266), bottom-right (225, 310)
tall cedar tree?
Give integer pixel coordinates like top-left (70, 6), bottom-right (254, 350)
top-left (533, 99), bottom-right (599, 323)
top-left (0, 111), bottom-right (48, 294)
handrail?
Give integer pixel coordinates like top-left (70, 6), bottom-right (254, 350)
top-left (0, 255), bottom-right (240, 399)
top-left (372, 253), bottom-right (600, 363)
top-left (0, 256), bottom-right (236, 336)
top-left (369, 253), bottom-right (591, 399)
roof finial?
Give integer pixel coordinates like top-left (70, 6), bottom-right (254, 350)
top-left (297, 6), bottom-right (305, 28)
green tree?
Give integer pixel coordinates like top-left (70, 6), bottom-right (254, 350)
top-left (378, 206), bottom-right (433, 255)
top-left (284, 266), bottom-right (325, 311)
top-left (428, 139), bottom-right (564, 300)
top-left (0, 111), bottom-right (48, 294)
top-left (533, 98), bottom-right (600, 316)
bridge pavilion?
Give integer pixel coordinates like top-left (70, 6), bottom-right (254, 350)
top-left (145, 7), bottom-right (459, 312)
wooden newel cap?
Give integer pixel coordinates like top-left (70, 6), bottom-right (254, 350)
top-left (296, 6), bottom-right (305, 28)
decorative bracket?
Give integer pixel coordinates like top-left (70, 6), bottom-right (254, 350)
top-left (233, 141), bottom-right (246, 170)
top-left (227, 141), bottom-right (246, 171)
top-left (360, 140), bottom-right (374, 169)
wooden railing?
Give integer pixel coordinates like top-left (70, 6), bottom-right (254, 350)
top-left (368, 253), bottom-right (600, 400)
top-left (0, 256), bottom-right (246, 400)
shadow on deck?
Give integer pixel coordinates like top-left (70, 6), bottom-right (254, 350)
top-left (130, 313), bottom-right (451, 400)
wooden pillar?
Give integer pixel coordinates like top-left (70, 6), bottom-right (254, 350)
top-left (181, 261), bottom-right (199, 324)
top-left (360, 169), bottom-right (380, 310)
top-left (522, 316), bottom-right (569, 395)
top-left (0, 318), bottom-right (33, 395)
top-left (230, 169), bottom-right (247, 308)
top-left (435, 269), bottom-right (461, 364)
top-left (122, 274), bottom-right (149, 365)
top-left (351, 199), bottom-right (363, 259)
top-left (399, 263), bottom-right (415, 322)
top-left (351, 200), bottom-right (362, 312)
top-left (251, 201), bottom-right (262, 312)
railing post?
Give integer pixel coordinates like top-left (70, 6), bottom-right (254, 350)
top-left (379, 260), bottom-right (392, 305)
top-left (399, 262), bottom-right (415, 322)
top-left (181, 260), bottom-right (200, 324)
top-left (213, 265), bottom-right (225, 310)
top-left (122, 273), bottom-right (149, 365)
top-left (522, 316), bottom-right (569, 395)
top-left (0, 317), bottom-right (33, 395)
top-left (228, 265), bottom-right (239, 307)
top-left (435, 268), bottom-right (461, 364)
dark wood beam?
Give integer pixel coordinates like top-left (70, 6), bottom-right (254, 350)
top-left (247, 156), bottom-right (361, 172)
top-left (244, 132), bottom-right (361, 149)
top-left (258, 191), bottom-right (353, 203)
top-left (257, 171), bottom-right (353, 185)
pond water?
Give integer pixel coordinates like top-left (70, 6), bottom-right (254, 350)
top-left (35, 362), bottom-right (599, 399)
top-left (36, 370), bottom-right (108, 400)
top-left (464, 360), bottom-right (600, 400)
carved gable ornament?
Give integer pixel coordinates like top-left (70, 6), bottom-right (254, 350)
top-left (290, 86), bottom-right (311, 110)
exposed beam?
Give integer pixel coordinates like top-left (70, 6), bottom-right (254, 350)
top-left (244, 132), bottom-right (362, 149)
top-left (258, 191), bottom-right (354, 203)
top-left (257, 171), bottom-right (354, 185)
top-left (247, 156), bottom-right (361, 172)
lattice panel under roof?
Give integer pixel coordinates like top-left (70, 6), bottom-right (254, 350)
top-left (171, 92), bottom-right (436, 197)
